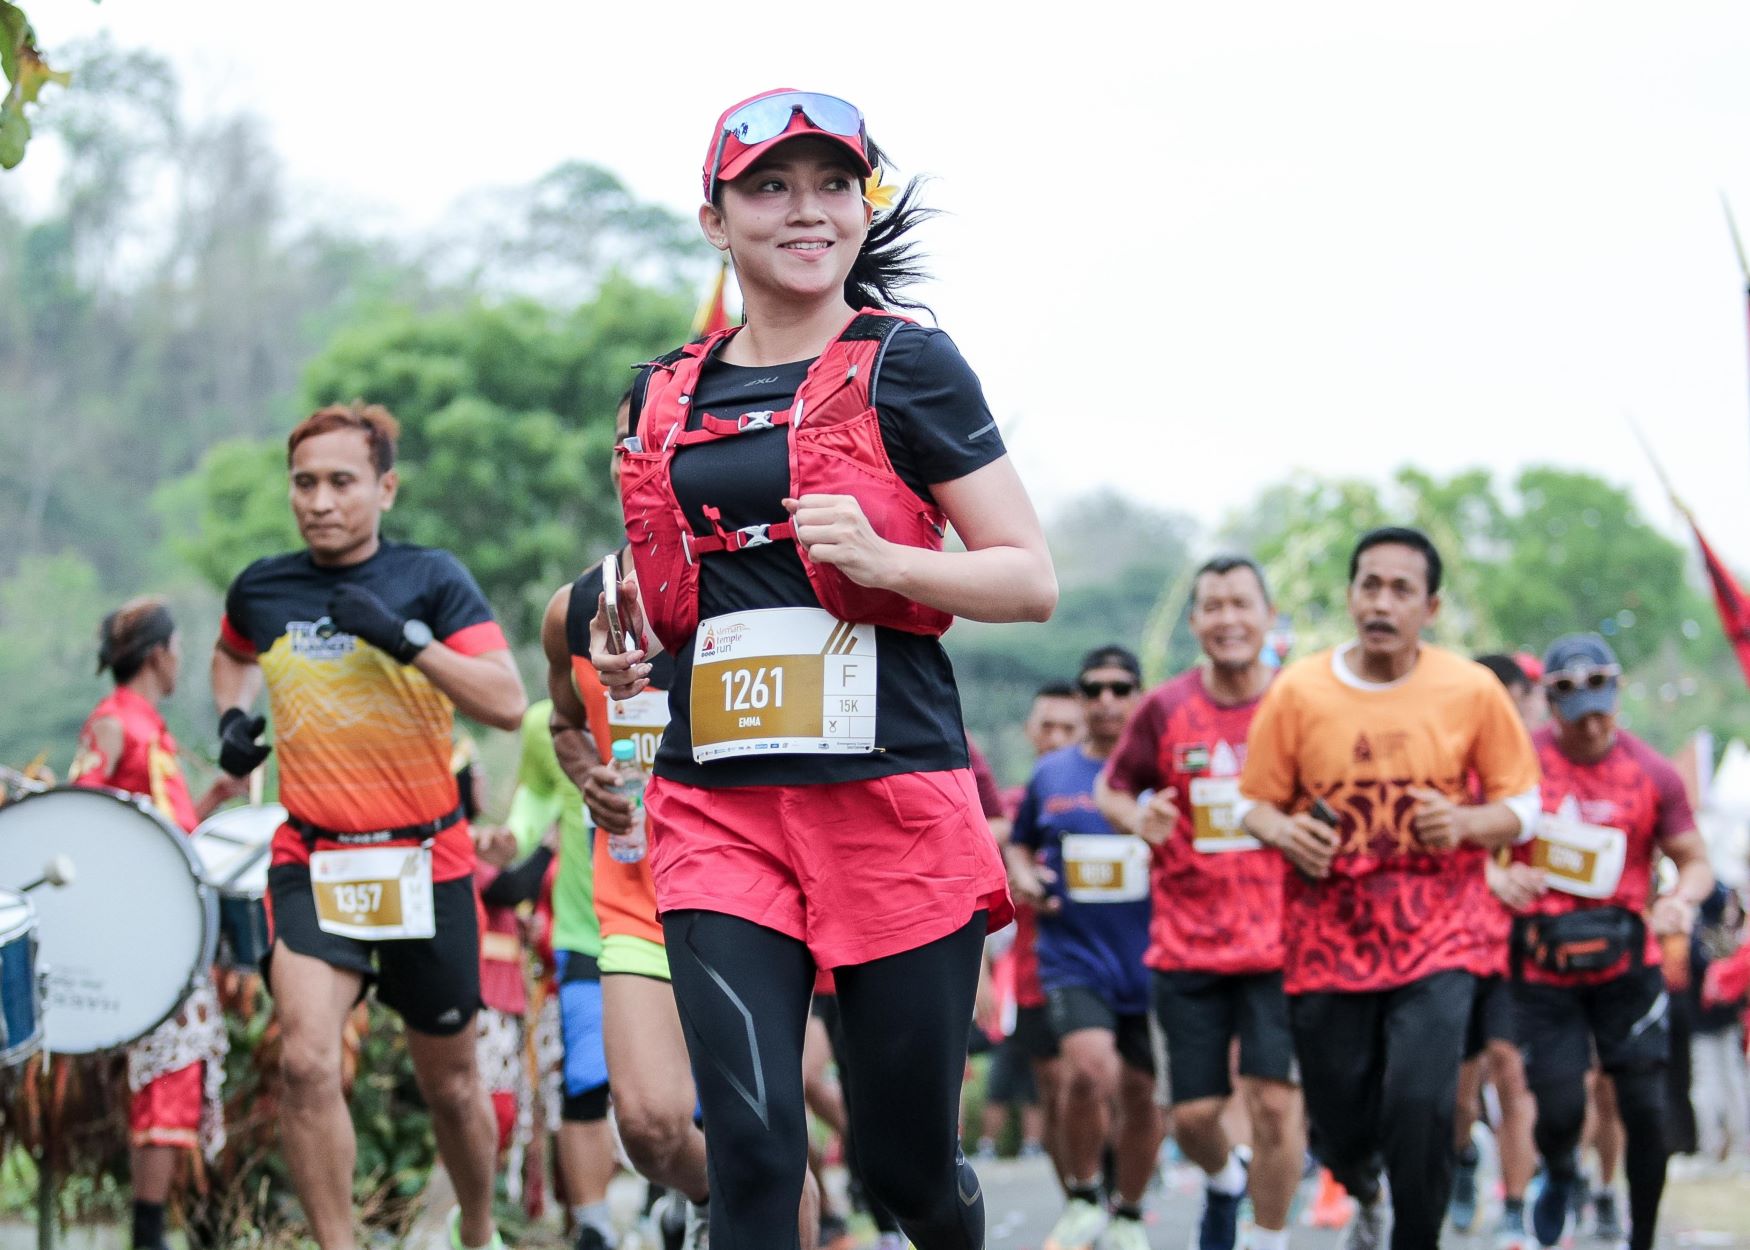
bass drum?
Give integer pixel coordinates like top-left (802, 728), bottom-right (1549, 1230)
top-left (0, 788), bottom-right (216, 1054)
top-left (192, 803), bottom-right (283, 972)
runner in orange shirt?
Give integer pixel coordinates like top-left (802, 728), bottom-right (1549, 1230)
top-left (1238, 527), bottom-right (1541, 1250)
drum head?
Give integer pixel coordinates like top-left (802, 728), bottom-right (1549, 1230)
top-left (192, 803), bottom-right (284, 897)
top-left (0, 788), bottom-right (215, 1053)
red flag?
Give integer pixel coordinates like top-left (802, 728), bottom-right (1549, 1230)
top-left (691, 260), bottom-right (733, 338)
top-left (1692, 517), bottom-right (1750, 686)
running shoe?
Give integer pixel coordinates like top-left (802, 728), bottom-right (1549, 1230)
top-left (1494, 1200), bottom-right (1530, 1250)
top-left (574, 1226), bottom-right (611, 1250)
top-left (1450, 1143), bottom-right (1481, 1232)
top-left (1195, 1150), bottom-right (1249, 1250)
top-left (871, 1237), bottom-right (909, 1250)
top-left (681, 1200), bottom-right (709, 1250)
top-left (446, 1208), bottom-right (506, 1250)
top-left (1043, 1196), bottom-right (1108, 1250)
top-left (1340, 1198), bottom-right (1387, 1250)
top-left (649, 1192), bottom-right (687, 1250)
top-left (817, 1211), bottom-right (855, 1250)
top-left (1531, 1172), bottom-right (1576, 1248)
top-left (1104, 1214), bottom-right (1149, 1250)
top-left (1591, 1189), bottom-right (1623, 1241)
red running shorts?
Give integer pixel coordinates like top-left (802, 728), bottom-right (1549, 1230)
top-left (646, 767), bottom-right (1014, 969)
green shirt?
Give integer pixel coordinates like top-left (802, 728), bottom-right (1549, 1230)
top-left (506, 699), bottom-right (599, 957)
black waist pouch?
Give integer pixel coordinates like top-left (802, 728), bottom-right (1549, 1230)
top-left (1512, 907), bottom-right (1643, 978)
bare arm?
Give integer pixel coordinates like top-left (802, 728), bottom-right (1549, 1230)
top-left (414, 646), bottom-right (526, 731)
top-left (211, 642), bottom-right (264, 716)
top-left (1650, 828), bottom-right (1715, 936)
top-left (85, 717), bottom-right (125, 782)
top-left (1242, 801), bottom-right (1340, 879)
top-left (540, 586), bottom-right (605, 790)
top-left (785, 456), bottom-right (1058, 624)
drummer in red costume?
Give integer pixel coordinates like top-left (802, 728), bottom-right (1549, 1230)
top-left (71, 597), bottom-right (245, 1250)
top-left (209, 402), bottom-right (527, 1250)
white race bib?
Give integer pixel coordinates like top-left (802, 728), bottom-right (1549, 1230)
top-left (689, 608), bottom-right (876, 763)
top-left (1188, 777), bottom-right (1262, 853)
top-left (310, 846), bottom-right (436, 940)
top-left (1530, 815), bottom-right (1628, 900)
top-left (609, 688), bottom-right (671, 771)
top-left (1060, 834), bottom-right (1149, 904)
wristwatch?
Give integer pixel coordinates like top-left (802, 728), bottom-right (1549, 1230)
top-left (399, 618), bottom-right (434, 663)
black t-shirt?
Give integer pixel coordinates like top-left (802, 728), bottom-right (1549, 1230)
top-left (643, 323), bottom-right (1005, 787)
top-left (219, 541), bottom-right (503, 849)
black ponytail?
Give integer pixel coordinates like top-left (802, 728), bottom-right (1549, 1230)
top-left (844, 139), bottom-right (938, 314)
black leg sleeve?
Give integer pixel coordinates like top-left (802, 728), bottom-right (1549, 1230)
top-left (1610, 1064), bottom-right (1669, 1250)
top-left (663, 910), bottom-right (815, 1250)
top-left (833, 913), bottom-right (988, 1250)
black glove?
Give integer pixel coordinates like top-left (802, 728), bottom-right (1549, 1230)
top-left (328, 584), bottom-right (418, 663)
top-left (218, 708), bottom-right (271, 777)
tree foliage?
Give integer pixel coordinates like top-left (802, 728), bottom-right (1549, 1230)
top-left (0, 2), bottom-right (71, 168)
top-left (172, 281), bottom-right (693, 644)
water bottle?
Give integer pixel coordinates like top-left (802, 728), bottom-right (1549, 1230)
top-left (607, 739), bottom-right (648, 864)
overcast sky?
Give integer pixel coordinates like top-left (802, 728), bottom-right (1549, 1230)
top-left (27, 2), bottom-right (1750, 559)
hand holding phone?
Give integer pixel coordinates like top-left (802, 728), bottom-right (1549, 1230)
top-left (601, 554), bottom-right (636, 656)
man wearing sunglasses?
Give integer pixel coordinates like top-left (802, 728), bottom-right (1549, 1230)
top-left (1507, 633), bottom-right (1712, 1250)
top-left (1238, 526), bottom-right (1542, 1250)
top-left (1008, 646), bottom-right (1163, 1250)
top-left (1095, 556), bottom-right (1301, 1250)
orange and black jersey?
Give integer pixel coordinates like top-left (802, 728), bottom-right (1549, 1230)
top-left (220, 542), bottom-right (506, 879)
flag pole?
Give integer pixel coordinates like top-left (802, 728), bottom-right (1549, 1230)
top-left (1625, 412), bottom-right (1688, 519)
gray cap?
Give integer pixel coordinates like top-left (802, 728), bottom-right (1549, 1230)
top-left (1542, 632), bottom-right (1620, 721)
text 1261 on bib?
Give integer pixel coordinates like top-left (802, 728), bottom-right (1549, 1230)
top-left (689, 608), bottom-right (876, 763)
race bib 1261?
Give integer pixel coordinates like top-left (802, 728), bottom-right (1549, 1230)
top-left (690, 608), bottom-right (877, 763)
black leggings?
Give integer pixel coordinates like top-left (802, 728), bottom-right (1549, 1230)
top-left (1531, 1065), bottom-right (1668, 1250)
top-left (665, 909), bottom-right (988, 1250)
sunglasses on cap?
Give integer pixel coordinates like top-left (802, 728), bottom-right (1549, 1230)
top-left (1544, 664), bottom-right (1621, 696)
top-left (1079, 679), bottom-right (1137, 699)
top-left (707, 91), bottom-right (866, 201)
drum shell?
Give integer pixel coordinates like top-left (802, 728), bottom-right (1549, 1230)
top-left (191, 804), bottom-right (282, 974)
top-left (0, 787), bottom-right (216, 1054)
top-left (0, 893), bottom-right (41, 1065)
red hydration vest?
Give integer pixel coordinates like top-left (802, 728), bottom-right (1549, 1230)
top-left (621, 309), bottom-right (953, 656)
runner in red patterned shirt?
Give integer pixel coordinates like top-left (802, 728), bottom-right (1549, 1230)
top-left (1238, 528), bottom-right (1541, 1250)
top-left (210, 403), bottom-right (526, 1250)
top-left (72, 598), bottom-right (246, 1250)
top-left (1097, 556), bottom-right (1299, 1250)
top-left (999, 682), bottom-right (1082, 1191)
top-left (1505, 634), bottom-right (1711, 1250)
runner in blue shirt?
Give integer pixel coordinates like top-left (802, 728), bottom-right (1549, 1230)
top-left (1008, 646), bottom-right (1163, 1250)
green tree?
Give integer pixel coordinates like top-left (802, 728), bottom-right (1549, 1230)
top-left (170, 279), bottom-right (693, 643)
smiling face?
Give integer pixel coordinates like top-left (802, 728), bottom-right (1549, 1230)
top-left (1347, 542), bottom-right (1438, 664)
top-left (1190, 566), bottom-right (1272, 672)
top-left (699, 136), bottom-right (872, 309)
top-left (289, 428), bottom-right (397, 566)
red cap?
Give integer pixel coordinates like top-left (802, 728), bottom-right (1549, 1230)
top-left (1513, 650), bottom-right (1544, 682)
top-left (702, 88), bottom-right (872, 200)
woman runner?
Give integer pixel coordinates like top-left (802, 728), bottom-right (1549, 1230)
top-left (590, 89), bottom-right (1056, 1249)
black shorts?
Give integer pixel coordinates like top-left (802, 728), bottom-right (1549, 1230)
top-left (1045, 984), bottom-right (1154, 1075)
top-left (1011, 1003), bottom-right (1060, 1061)
top-left (1150, 969), bottom-right (1298, 1106)
top-left (265, 863), bottom-right (481, 1036)
top-left (985, 1035), bottom-right (1038, 1105)
top-left (1464, 974), bottom-right (1518, 1059)
top-left (1513, 965), bottom-right (1671, 1088)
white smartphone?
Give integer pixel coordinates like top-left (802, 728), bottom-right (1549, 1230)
top-left (600, 553), bottom-right (635, 655)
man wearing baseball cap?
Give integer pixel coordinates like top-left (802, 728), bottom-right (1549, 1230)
top-left (1508, 633), bottom-right (1713, 1250)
